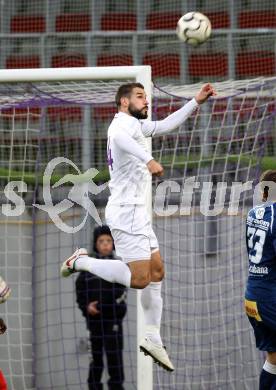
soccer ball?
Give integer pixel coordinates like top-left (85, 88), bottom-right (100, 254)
top-left (176, 12), bottom-right (211, 46)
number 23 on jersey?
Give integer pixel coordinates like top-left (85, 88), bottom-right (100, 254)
top-left (247, 227), bottom-right (266, 264)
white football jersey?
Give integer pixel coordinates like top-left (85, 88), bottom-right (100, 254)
top-left (107, 112), bottom-right (154, 205)
top-left (106, 99), bottom-right (199, 205)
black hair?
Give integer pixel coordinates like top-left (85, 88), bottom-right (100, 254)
top-left (115, 82), bottom-right (144, 107)
top-left (93, 225), bottom-right (114, 253)
top-left (260, 170), bottom-right (276, 200)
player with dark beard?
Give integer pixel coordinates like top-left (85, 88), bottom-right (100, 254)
top-left (61, 82), bottom-right (216, 371)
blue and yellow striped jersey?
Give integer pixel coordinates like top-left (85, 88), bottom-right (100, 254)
top-left (245, 202), bottom-right (276, 301)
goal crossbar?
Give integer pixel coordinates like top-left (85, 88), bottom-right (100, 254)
top-left (0, 66), bottom-right (151, 83)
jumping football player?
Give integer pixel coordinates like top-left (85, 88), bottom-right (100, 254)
top-left (61, 82), bottom-right (216, 371)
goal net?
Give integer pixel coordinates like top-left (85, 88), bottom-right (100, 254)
top-left (0, 67), bottom-right (275, 390)
top-left (152, 77), bottom-right (275, 390)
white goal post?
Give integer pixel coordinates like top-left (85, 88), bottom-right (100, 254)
top-left (0, 65), bottom-right (153, 390)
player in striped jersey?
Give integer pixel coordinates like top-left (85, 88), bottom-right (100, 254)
top-left (61, 82), bottom-right (216, 371)
top-left (245, 170), bottom-right (276, 389)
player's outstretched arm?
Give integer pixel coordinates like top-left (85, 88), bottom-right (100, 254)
top-left (141, 83), bottom-right (217, 137)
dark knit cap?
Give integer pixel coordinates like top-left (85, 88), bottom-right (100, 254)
top-left (93, 225), bottom-right (114, 253)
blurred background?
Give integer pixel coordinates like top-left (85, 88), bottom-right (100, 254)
top-left (0, 1), bottom-right (275, 389)
top-left (0, 0), bottom-right (275, 83)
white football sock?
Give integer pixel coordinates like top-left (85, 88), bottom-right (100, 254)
top-left (141, 281), bottom-right (163, 345)
top-left (75, 256), bottom-right (131, 287)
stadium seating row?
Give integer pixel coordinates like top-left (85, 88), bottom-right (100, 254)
top-left (5, 52), bottom-right (275, 77)
top-left (10, 11), bottom-right (276, 32)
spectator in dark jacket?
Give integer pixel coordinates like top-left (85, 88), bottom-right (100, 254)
top-left (76, 225), bottom-right (127, 390)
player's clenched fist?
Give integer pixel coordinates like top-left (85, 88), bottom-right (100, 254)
top-left (0, 276), bottom-right (11, 304)
top-left (0, 318), bottom-right (7, 334)
top-left (147, 160), bottom-right (164, 177)
top-left (195, 83), bottom-right (217, 104)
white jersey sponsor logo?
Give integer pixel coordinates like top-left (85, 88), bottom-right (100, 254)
top-left (247, 215), bottom-right (270, 230)
top-left (249, 264), bottom-right (268, 274)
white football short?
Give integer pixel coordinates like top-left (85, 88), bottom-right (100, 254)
top-left (105, 204), bottom-right (159, 263)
